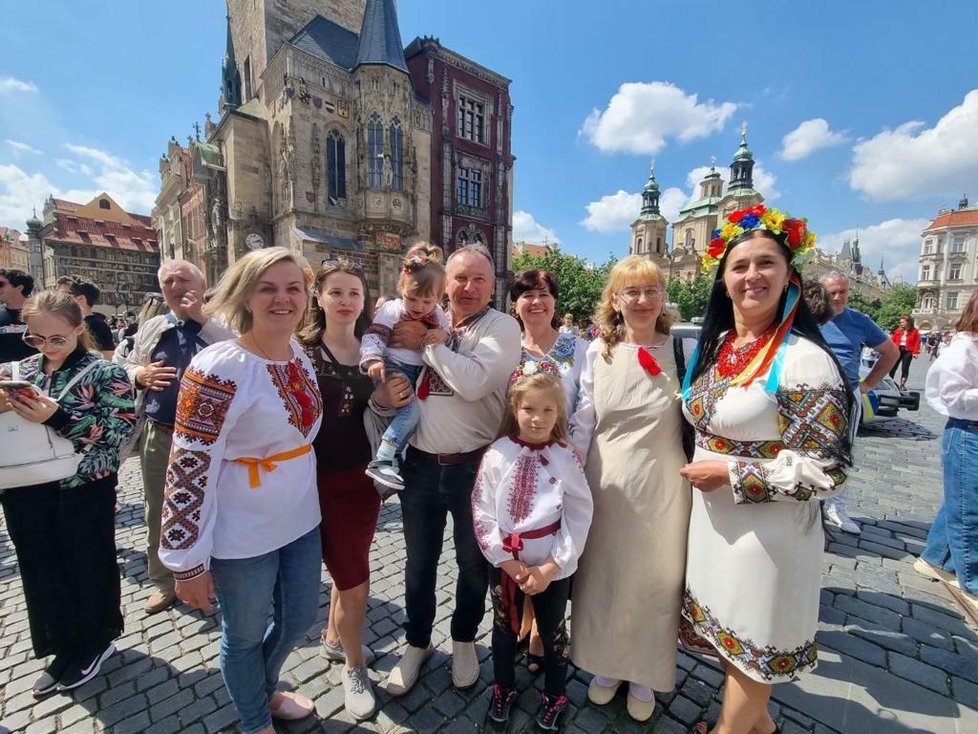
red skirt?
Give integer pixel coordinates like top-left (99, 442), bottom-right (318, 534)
top-left (316, 464), bottom-right (381, 590)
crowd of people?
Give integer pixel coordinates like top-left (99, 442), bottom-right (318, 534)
top-left (0, 202), bottom-right (973, 733)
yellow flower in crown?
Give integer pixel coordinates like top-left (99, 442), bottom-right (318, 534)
top-left (701, 204), bottom-right (817, 274)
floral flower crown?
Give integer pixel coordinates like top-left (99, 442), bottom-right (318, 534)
top-left (402, 254), bottom-right (428, 275)
top-left (701, 205), bottom-right (816, 274)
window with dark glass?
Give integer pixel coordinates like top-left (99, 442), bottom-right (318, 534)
top-left (368, 113), bottom-right (383, 189)
top-left (389, 117), bottom-right (403, 191)
top-left (456, 167), bottom-right (483, 208)
top-left (457, 95), bottom-right (485, 142)
top-left (327, 130), bottom-right (346, 202)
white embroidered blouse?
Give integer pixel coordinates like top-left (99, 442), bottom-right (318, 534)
top-left (471, 436), bottom-right (593, 578)
top-left (360, 298), bottom-right (451, 370)
top-left (158, 340), bottom-right (323, 579)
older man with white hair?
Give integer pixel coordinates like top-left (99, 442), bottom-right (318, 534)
top-left (117, 260), bottom-right (234, 613)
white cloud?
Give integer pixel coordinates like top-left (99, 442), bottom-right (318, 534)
top-left (849, 89), bottom-right (978, 201)
top-left (818, 217), bottom-right (930, 283)
top-left (580, 190), bottom-right (643, 232)
top-left (659, 188), bottom-right (687, 224)
top-left (0, 143), bottom-right (158, 228)
top-left (0, 76), bottom-right (38, 94)
top-left (580, 81), bottom-right (738, 154)
top-left (780, 118), bottom-right (848, 161)
top-left (682, 162), bottom-right (780, 203)
top-left (4, 139), bottom-right (41, 155)
top-left (513, 210), bottom-right (559, 244)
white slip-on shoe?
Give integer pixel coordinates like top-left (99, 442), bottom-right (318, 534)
top-left (587, 676), bottom-right (622, 705)
top-left (386, 644), bottom-right (434, 696)
top-left (913, 557), bottom-right (960, 588)
top-left (451, 639), bottom-right (479, 690)
top-left (824, 505), bottom-right (861, 534)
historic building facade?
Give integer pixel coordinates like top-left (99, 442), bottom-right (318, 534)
top-left (0, 227), bottom-right (29, 271)
top-left (25, 194), bottom-right (160, 313)
top-left (913, 196), bottom-right (978, 332)
top-left (182, 0), bottom-right (513, 306)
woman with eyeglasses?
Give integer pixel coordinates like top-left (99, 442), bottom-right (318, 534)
top-left (0, 290), bottom-right (136, 698)
top-left (568, 255), bottom-right (691, 722)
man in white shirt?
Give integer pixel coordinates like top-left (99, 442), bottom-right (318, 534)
top-left (385, 244), bottom-right (521, 696)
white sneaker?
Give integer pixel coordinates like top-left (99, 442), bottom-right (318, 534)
top-left (365, 459), bottom-right (404, 492)
top-left (386, 644), bottom-right (433, 697)
top-left (913, 557), bottom-right (960, 588)
top-left (320, 632), bottom-right (377, 665)
top-left (451, 639), bottom-right (479, 690)
top-left (343, 665), bottom-right (376, 721)
top-left (824, 505), bottom-right (861, 534)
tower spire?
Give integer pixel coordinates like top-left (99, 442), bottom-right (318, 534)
top-left (728, 121), bottom-right (755, 193)
top-left (220, 14), bottom-right (242, 114)
top-left (640, 159), bottom-right (661, 216)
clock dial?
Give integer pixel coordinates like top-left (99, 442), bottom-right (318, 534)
top-left (245, 233), bottom-right (264, 250)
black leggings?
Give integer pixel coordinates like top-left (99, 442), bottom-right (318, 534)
top-left (488, 565), bottom-right (570, 696)
top-left (0, 476), bottom-right (123, 659)
top-left (889, 347), bottom-right (913, 382)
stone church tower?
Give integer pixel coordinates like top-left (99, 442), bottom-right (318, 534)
top-left (208, 0), bottom-right (433, 297)
top-left (629, 162), bottom-right (667, 259)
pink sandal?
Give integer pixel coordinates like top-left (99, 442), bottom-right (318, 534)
top-left (269, 691), bottom-right (315, 720)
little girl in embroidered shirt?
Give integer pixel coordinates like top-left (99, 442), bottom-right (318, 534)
top-left (360, 243), bottom-right (449, 492)
top-left (471, 373), bottom-right (593, 731)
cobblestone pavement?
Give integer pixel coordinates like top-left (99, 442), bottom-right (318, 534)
top-left (2, 355), bottom-right (977, 733)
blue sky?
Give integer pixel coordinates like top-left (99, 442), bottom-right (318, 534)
top-left (2, 1), bottom-right (977, 283)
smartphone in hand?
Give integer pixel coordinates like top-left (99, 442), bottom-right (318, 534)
top-left (0, 380), bottom-right (40, 398)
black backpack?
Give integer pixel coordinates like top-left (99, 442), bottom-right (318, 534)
top-left (673, 337), bottom-right (696, 462)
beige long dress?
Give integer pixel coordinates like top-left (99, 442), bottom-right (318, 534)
top-left (569, 337), bottom-right (691, 691)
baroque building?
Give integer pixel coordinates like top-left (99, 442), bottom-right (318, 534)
top-left (185, 0), bottom-right (513, 306)
top-left (913, 195), bottom-right (978, 332)
top-left (0, 227), bottom-right (29, 271)
top-left (24, 194), bottom-right (160, 313)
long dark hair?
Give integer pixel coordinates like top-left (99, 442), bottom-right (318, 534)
top-left (298, 260), bottom-right (372, 345)
top-left (691, 231), bottom-right (854, 452)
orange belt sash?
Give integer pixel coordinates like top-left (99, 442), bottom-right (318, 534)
top-left (233, 444), bottom-right (312, 488)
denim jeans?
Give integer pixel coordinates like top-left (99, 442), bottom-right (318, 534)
top-left (922, 418), bottom-right (978, 595)
top-left (210, 526), bottom-right (321, 734)
top-left (379, 360), bottom-right (423, 454)
top-left (400, 447), bottom-right (488, 647)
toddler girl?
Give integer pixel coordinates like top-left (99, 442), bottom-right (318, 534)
top-left (361, 243), bottom-right (449, 491)
top-left (471, 373), bottom-right (593, 731)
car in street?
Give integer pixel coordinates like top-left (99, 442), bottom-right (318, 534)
top-left (670, 323), bottom-right (920, 425)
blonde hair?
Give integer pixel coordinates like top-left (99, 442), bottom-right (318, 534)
top-left (21, 290), bottom-right (95, 353)
top-left (205, 247), bottom-right (312, 334)
top-left (497, 373), bottom-right (568, 444)
top-left (594, 255), bottom-right (672, 362)
top-left (398, 243), bottom-right (446, 298)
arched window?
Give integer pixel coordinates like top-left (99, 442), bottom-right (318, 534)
top-left (326, 130), bottom-right (346, 203)
top-left (389, 117), bottom-right (403, 191)
top-left (367, 113), bottom-right (383, 189)
top-left (636, 237), bottom-right (643, 253)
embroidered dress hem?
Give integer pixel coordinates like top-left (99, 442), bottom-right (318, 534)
top-left (682, 589), bottom-right (817, 683)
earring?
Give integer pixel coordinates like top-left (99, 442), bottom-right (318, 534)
top-left (783, 282), bottom-right (789, 292)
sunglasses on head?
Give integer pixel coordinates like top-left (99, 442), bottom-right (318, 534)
top-left (321, 258), bottom-right (363, 272)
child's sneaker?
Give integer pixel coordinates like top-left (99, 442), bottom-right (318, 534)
top-left (535, 692), bottom-right (569, 731)
top-left (366, 459), bottom-right (404, 491)
top-left (487, 683), bottom-right (518, 725)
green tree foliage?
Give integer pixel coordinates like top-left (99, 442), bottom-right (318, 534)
top-left (667, 275), bottom-right (714, 321)
top-left (511, 248), bottom-right (616, 326)
top-left (846, 283), bottom-right (918, 331)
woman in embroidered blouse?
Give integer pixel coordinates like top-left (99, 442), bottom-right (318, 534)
top-left (159, 248), bottom-right (324, 734)
top-left (569, 255), bottom-right (690, 723)
top-left (0, 290), bottom-right (136, 697)
top-left (680, 207), bottom-right (852, 734)
top-left (507, 268), bottom-right (589, 671)
top-left (297, 260), bottom-right (412, 721)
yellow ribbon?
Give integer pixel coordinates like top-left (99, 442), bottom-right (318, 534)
top-left (233, 444), bottom-right (312, 488)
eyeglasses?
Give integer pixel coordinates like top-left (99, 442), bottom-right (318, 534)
top-left (23, 333), bottom-right (71, 348)
top-left (618, 287), bottom-right (664, 302)
top-left (321, 258), bottom-right (364, 272)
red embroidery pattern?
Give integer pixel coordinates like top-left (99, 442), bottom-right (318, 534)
top-left (267, 359), bottom-right (322, 437)
top-left (716, 324), bottom-right (778, 379)
top-left (507, 453), bottom-right (538, 524)
top-left (161, 448), bottom-right (210, 549)
top-left (175, 369), bottom-right (237, 445)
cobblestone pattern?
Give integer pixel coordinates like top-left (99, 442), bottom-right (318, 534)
top-left (1, 357), bottom-right (976, 733)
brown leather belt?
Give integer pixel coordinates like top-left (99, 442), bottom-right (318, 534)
top-left (408, 445), bottom-right (488, 466)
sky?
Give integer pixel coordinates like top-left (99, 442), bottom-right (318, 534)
top-left (2, 0), bottom-right (977, 283)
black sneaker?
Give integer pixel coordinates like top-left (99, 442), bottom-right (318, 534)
top-left (57, 643), bottom-right (115, 692)
top-left (32, 655), bottom-right (71, 698)
top-left (365, 459), bottom-right (404, 491)
top-left (487, 683), bottom-right (518, 725)
top-left (536, 692), bottom-right (569, 731)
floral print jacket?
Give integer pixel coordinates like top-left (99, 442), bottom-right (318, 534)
top-left (1, 347), bottom-right (137, 489)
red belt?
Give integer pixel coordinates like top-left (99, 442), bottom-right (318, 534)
top-left (500, 520), bottom-right (561, 634)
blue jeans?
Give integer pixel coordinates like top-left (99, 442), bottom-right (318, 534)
top-left (400, 447), bottom-right (488, 647)
top-left (922, 418), bottom-right (978, 595)
top-left (379, 360), bottom-right (423, 455)
top-left (210, 526), bottom-right (321, 734)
